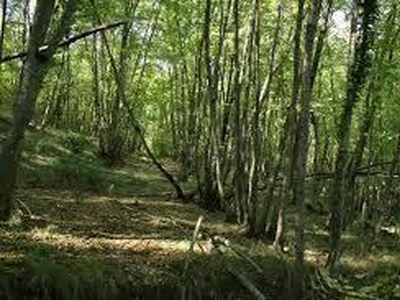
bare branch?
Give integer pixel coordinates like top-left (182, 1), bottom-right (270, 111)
top-left (0, 20), bottom-right (127, 64)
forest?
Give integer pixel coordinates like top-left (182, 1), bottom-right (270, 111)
top-left (0, 0), bottom-right (399, 299)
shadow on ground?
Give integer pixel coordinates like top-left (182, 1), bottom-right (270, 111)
top-left (0, 186), bottom-right (291, 299)
top-left (2, 128), bottom-right (400, 299)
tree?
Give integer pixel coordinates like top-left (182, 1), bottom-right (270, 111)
top-left (0, 0), bottom-right (76, 219)
top-left (327, 0), bottom-right (378, 276)
top-left (290, 0), bottom-right (323, 295)
top-left (0, 0), bottom-right (7, 61)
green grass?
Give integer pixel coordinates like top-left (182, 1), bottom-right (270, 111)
top-left (15, 129), bottom-right (168, 196)
top-left (0, 245), bottom-right (131, 300)
top-left (18, 130), bottom-right (112, 193)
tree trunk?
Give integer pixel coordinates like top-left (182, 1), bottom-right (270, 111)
top-left (248, 0), bottom-right (261, 236)
top-left (0, 0), bottom-right (7, 61)
top-left (0, 0), bottom-right (76, 220)
top-left (327, 0), bottom-right (378, 276)
top-left (233, 0), bottom-right (245, 223)
top-left (92, 1), bottom-right (185, 199)
top-left (291, 0), bottom-right (322, 296)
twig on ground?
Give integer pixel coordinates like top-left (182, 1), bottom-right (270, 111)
top-left (16, 198), bottom-right (33, 217)
top-left (226, 264), bottom-right (266, 300)
top-left (210, 237), bottom-right (266, 300)
top-left (228, 244), bottom-right (264, 274)
top-left (210, 235), bottom-right (263, 274)
top-left (183, 215), bottom-right (204, 275)
top-left (181, 215), bottom-right (204, 300)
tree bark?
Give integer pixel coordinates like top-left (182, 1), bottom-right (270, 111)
top-left (327, 0), bottom-right (378, 276)
top-left (0, 0), bottom-right (7, 60)
top-left (233, 0), bottom-right (245, 223)
top-left (290, 0), bottom-right (322, 296)
top-left (248, 0), bottom-right (261, 236)
top-left (0, 0), bottom-right (76, 220)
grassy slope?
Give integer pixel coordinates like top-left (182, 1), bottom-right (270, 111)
top-left (0, 128), bottom-right (399, 299)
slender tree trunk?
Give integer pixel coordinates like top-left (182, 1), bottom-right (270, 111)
top-left (0, 0), bottom-right (76, 220)
top-left (22, 0), bottom-right (30, 47)
top-left (291, 0), bottom-right (321, 296)
top-left (248, 0), bottom-right (261, 235)
top-left (386, 133), bottom-right (400, 213)
top-left (202, 0), bottom-right (221, 209)
top-left (233, 0), bottom-right (245, 223)
top-left (345, 84), bottom-right (376, 228)
top-left (40, 61), bottom-right (65, 128)
top-left (91, 32), bottom-right (102, 134)
top-left (249, 0), bottom-right (283, 238)
top-left (92, 1), bottom-right (185, 199)
top-left (0, 0), bottom-right (7, 61)
top-left (327, 0), bottom-right (378, 276)
top-left (255, 0), bottom-right (302, 241)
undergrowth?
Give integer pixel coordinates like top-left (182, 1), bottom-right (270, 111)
top-left (1, 128), bottom-right (400, 299)
top-left (13, 129), bottom-right (146, 196)
top-left (0, 248), bottom-right (130, 300)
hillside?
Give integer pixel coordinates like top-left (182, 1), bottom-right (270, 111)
top-left (0, 129), bottom-right (399, 299)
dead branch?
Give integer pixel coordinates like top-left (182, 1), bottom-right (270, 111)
top-left (210, 237), bottom-right (266, 300)
top-left (0, 20), bottom-right (127, 64)
top-left (16, 198), bottom-right (33, 217)
top-left (183, 215), bottom-right (204, 275)
top-left (226, 265), bottom-right (266, 300)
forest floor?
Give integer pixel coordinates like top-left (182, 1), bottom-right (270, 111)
top-left (1, 128), bottom-right (400, 299)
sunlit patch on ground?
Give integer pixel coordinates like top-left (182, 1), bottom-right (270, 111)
top-left (0, 142), bottom-right (399, 299)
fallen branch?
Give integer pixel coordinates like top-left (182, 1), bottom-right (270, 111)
top-left (228, 245), bottom-right (263, 274)
top-left (226, 265), bottom-right (266, 300)
top-left (210, 237), bottom-right (266, 300)
top-left (181, 216), bottom-right (204, 300)
top-left (183, 215), bottom-right (204, 275)
top-left (210, 235), bottom-right (263, 274)
top-left (16, 198), bottom-right (33, 218)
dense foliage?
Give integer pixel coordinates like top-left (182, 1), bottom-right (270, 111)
top-left (1, 0), bottom-right (400, 297)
